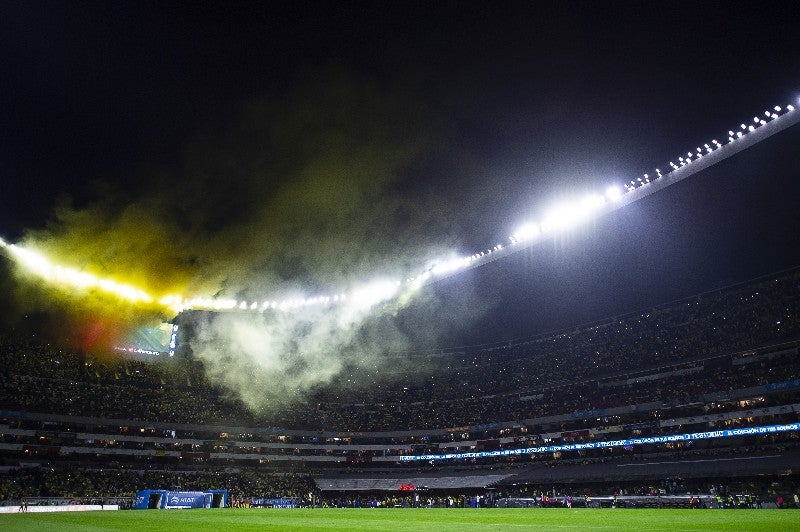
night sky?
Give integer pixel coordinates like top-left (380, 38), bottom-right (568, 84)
top-left (1, 2), bottom-right (799, 349)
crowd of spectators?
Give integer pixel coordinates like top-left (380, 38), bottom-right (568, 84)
top-left (0, 340), bottom-right (254, 425)
top-left (4, 349), bottom-right (795, 433)
top-left (1, 269), bottom-right (798, 435)
top-left (299, 271), bottom-right (799, 430)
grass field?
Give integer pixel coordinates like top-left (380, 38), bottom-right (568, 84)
top-left (1, 508), bottom-right (797, 531)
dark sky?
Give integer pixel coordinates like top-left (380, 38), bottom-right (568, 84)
top-left (1, 1), bottom-right (799, 347)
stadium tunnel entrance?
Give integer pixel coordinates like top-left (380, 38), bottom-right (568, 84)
top-left (147, 492), bottom-right (161, 509)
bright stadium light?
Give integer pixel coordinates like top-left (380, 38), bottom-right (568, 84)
top-left (431, 257), bottom-right (470, 276)
top-left (543, 201), bottom-right (586, 230)
top-left (605, 185), bottom-right (623, 201)
top-left (159, 294), bottom-right (183, 310)
top-left (511, 222), bottom-right (540, 242)
top-left (2, 95), bottom-right (799, 315)
top-left (580, 194), bottom-right (606, 210)
top-left (351, 280), bottom-right (399, 309)
top-left (3, 242), bottom-right (154, 304)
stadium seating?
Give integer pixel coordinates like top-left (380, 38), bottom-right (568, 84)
top-left (1, 268), bottom-right (799, 505)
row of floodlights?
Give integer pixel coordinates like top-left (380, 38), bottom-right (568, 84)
top-left (176, 99), bottom-right (797, 312)
top-left (507, 102), bottom-right (796, 247)
top-left (160, 279), bottom-right (401, 313)
top-left (1, 101), bottom-right (796, 314)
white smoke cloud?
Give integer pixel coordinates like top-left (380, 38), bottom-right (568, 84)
top-left (188, 290), bottom-right (423, 416)
top-left (4, 69), bottom-right (493, 418)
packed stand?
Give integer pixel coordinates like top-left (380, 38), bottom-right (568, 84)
top-left (1, 269), bottom-right (798, 433)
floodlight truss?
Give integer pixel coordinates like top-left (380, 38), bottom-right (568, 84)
top-left (1, 100), bottom-right (798, 313)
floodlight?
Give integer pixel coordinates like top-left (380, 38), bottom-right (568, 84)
top-left (432, 257), bottom-right (468, 276)
top-left (604, 186), bottom-right (622, 202)
top-left (353, 281), bottom-right (397, 308)
top-left (581, 194), bottom-right (606, 210)
top-left (543, 200), bottom-right (592, 230)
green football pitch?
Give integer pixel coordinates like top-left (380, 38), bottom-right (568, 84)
top-left (1, 508), bottom-right (797, 531)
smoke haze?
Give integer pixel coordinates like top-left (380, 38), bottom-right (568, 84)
top-left (4, 70), bottom-right (489, 411)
